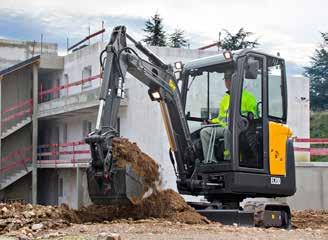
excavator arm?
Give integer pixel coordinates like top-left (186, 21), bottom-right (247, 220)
top-left (85, 26), bottom-right (196, 205)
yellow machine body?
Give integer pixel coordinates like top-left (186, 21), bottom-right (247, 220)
top-left (268, 122), bottom-right (293, 176)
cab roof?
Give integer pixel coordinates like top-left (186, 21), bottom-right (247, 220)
top-left (183, 49), bottom-right (283, 70)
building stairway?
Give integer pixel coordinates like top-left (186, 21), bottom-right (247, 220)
top-left (1, 117), bottom-right (32, 139)
top-left (0, 165), bottom-right (32, 190)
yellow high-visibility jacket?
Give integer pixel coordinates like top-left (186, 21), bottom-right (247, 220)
top-left (210, 89), bottom-right (257, 127)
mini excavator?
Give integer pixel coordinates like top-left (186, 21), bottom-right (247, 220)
top-left (85, 26), bottom-right (296, 228)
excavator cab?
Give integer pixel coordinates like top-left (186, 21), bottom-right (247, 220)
top-left (180, 50), bottom-right (295, 198)
top-left (178, 50), bottom-right (295, 226)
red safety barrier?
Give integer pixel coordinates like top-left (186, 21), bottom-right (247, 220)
top-left (0, 157), bottom-right (32, 174)
top-left (38, 150), bottom-right (90, 157)
top-left (1, 108), bottom-right (32, 123)
top-left (37, 159), bottom-right (89, 165)
top-left (294, 138), bottom-right (328, 156)
top-left (1, 99), bottom-right (32, 114)
top-left (39, 74), bottom-right (101, 99)
top-left (1, 99), bottom-right (33, 128)
top-left (294, 138), bottom-right (328, 144)
top-left (37, 140), bottom-right (90, 166)
top-left (294, 147), bottom-right (328, 156)
top-left (68, 29), bottom-right (106, 51)
top-left (1, 146), bottom-right (32, 163)
top-left (38, 140), bottom-right (85, 148)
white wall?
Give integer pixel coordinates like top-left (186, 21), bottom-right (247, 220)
top-left (287, 76), bottom-right (310, 161)
top-left (0, 39), bottom-right (57, 70)
top-left (63, 43), bottom-right (103, 96)
top-left (288, 163), bottom-right (328, 210)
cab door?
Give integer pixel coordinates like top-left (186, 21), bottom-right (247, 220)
top-left (230, 53), bottom-right (269, 174)
top-left (266, 58), bottom-right (291, 176)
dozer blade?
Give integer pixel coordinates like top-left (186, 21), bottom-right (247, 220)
top-left (87, 164), bottom-right (145, 205)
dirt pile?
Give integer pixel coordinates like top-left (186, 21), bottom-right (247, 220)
top-left (112, 137), bottom-right (161, 193)
top-left (292, 210), bottom-right (328, 229)
top-left (0, 202), bottom-right (80, 236)
top-left (0, 138), bottom-right (207, 237)
top-left (0, 189), bottom-right (207, 237)
top-left (75, 189), bottom-right (208, 224)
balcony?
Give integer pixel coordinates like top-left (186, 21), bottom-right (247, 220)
top-left (38, 74), bottom-right (128, 119)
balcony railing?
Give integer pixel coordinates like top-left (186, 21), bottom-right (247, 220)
top-left (1, 99), bottom-right (33, 136)
top-left (37, 140), bottom-right (90, 167)
top-left (39, 74), bottom-right (102, 103)
top-left (0, 146), bottom-right (32, 185)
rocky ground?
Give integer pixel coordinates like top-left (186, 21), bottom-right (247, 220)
top-left (1, 219), bottom-right (328, 240)
top-left (0, 200), bottom-right (327, 239)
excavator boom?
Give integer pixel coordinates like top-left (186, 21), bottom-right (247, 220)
top-left (85, 26), bottom-right (193, 204)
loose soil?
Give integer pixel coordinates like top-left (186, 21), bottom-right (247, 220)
top-left (75, 189), bottom-right (208, 224)
top-left (292, 210), bottom-right (328, 229)
top-left (112, 137), bottom-right (161, 194)
top-left (109, 138), bottom-right (206, 224)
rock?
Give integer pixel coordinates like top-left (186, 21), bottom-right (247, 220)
top-left (23, 211), bottom-right (36, 218)
top-left (31, 223), bottom-right (43, 231)
top-left (97, 233), bottom-right (122, 240)
top-left (26, 204), bottom-right (33, 210)
top-left (1, 207), bottom-right (9, 213)
top-left (18, 235), bottom-right (30, 240)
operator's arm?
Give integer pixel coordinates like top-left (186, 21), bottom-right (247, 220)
top-left (209, 94), bottom-right (229, 127)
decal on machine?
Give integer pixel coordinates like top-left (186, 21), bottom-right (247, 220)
top-left (270, 177), bottom-right (281, 185)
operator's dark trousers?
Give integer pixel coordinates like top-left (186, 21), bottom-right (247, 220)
top-left (200, 126), bottom-right (231, 163)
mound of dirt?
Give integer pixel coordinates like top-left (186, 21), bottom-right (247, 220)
top-left (292, 210), bottom-right (328, 229)
top-left (97, 138), bottom-right (208, 224)
top-left (112, 137), bottom-right (161, 193)
top-left (0, 189), bottom-right (207, 237)
top-left (0, 138), bottom-right (208, 237)
top-left (0, 202), bottom-right (80, 235)
top-left (75, 189), bottom-right (208, 224)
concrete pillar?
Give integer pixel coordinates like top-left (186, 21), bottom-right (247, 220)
top-left (32, 64), bottom-right (38, 204)
top-left (76, 167), bottom-right (83, 208)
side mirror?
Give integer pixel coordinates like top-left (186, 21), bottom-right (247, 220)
top-left (245, 58), bottom-right (259, 79)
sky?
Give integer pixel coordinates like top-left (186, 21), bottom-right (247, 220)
top-left (0, 0), bottom-right (327, 76)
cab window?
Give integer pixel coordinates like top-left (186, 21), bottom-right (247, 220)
top-left (268, 59), bottom-right (285, 120)
top-left (185, 64), bottom-right (232, 132)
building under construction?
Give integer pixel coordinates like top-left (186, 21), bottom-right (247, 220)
top-left (0, 36), bottom-right (326, 211)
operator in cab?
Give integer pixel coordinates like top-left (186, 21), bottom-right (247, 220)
top-left (200, 71), bottom-right (257, 162)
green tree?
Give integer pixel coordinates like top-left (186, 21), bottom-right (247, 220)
top-left (220, 28), bottom-right (259, 51)
top-left (304, 33), bottom-right (328, 111)
top-left (169, 29), bottom-right (188, 48)
top-left (143, 13), bottom-right (167, 46)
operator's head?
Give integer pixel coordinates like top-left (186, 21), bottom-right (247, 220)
top-left (224, 71), bottom-right (233, 90)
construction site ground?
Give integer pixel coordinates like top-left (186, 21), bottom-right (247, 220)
top-left (1, 216), bottom-right (328, 240)
top-left (2, 138), bottom-right (327, 239)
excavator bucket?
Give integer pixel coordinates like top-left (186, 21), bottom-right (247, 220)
top-left (86, 164), bottom-right (145, 205)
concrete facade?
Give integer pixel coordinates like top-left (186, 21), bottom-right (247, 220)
top-left (0, 39), bottom-right (318, 210)
top-left (0, 39), bottom-right (57, 71)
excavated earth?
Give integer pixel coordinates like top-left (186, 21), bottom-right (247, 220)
top-left (77, 138), bottom-right (207, 224)
top-left (292, 210), bottom-right (328, 229)
top-left (0, 138), bottom-right (328, 239)
top-left (111, 137), bottom-right (161, 195)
